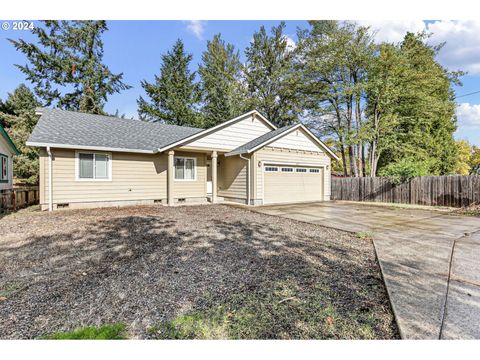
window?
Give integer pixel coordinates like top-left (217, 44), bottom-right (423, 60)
top-left (265, 166), bottom-right (278, 172)
top-left (76, 152), bottom-right (111, 180)
top-left (309, 168), bottom-right (320, 173)
top-left (281, 167), bottom-right (293, 172)
top-left (0, 154), bottom-right (7, 182)
top-left (174, 157), bottom-right (196, 180)
top-left (296, 168), bottom-right (307, 173)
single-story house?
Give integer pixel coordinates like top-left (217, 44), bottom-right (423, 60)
top-left (0, 123), bottom-right (20, 190)
top-left (26, 108), bottom-right (338, 211)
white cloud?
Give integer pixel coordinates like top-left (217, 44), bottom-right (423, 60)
top-left (357, 20), bottom-right (480, 74)
top-left (185, 20), bottom-right (206, 40)
top-left (284, 35), bottom-right (296, 52)
top-left (428, 20), bottom-right (480, 74)
top-left (356, 20), bottom-right (426, 43)
top-left (455, 103), bottom-right (480, 145)
top-left (457, 102), bottom-right (480, 127)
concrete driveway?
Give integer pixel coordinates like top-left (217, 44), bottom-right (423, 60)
top-left (255, 201), bottom-right (480, 339)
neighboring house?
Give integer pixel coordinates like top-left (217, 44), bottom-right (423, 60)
top-left (0, 124), bottom-right (20, 190)
top-left (26, 108), bottom-right (339, 211)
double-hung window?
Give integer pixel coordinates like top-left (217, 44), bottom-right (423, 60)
top-left (77, 152), bottom-right (111, 181)
top-left (174, 157), bottom-right (196, 180)
top-left (0, 154), bottom-right (8, 182)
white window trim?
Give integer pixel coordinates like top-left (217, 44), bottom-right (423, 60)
top-left (0, 154), bottom-right (8, 181)
top-left (75, 151), bottom-right (112, 181)
top-left (174, 156), bottom-right (197, 181)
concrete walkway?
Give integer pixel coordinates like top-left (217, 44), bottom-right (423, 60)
top-left (254, 201), bottom-right (480, 339)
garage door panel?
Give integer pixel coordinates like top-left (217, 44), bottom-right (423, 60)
top-left (264, 166), bottom-right (323, 204)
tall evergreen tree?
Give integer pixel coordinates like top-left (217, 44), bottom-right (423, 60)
top-left (137, 39), bottom-right (202, 127)
top-left (375, 32), bottom-right (460, 176)
top-left (9, 21), bottom-right (131, 115)
top-left (244, 23), bottom-right (301, 127)
top-left (0, 84), bottom-right (41, 184)
top-left (199, 34), bottom-right (246, 127)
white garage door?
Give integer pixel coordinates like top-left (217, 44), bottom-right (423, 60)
top-left (263, 165), bottom-right (324, 205)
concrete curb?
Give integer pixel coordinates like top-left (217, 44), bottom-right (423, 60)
top-left (371, 238), bottom-right (405, 340)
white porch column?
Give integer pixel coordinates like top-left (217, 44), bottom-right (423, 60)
top-left (167, 150), bottom-right (174, 206)
top-left (211, 151), bottom-right (218, 203)
top-left (47, 146), bottom-right (53, 211)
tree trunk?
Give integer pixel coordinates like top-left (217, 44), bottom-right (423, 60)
top-left (355, 87), bottom-right (363, 177)
top-left (361, 143), bottom-right (366, 177)
top-left (369, 140), bottom-right (377, 177)
top-left (347, 97), bottom-right (358, 177)
top-left (340, 144), bottom-right (348, 176)
top-left (348, 145), bottom-right (358, 177)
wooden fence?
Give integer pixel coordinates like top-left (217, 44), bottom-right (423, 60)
top-left (0, 186), bottom-right (39, 213)
top-left (331, 175), bottom-right (480, 207)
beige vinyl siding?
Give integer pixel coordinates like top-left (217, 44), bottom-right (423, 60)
top-left (172, 151), bottom-right (207, 199)
top-left (254, 147), bottom-right (331, 202)
top-left (184, 114), bottom-right (273, 151)
top-left (0, 134), bottom-right (14, 190)
top-left (218, 155), bottom-right (248, 200)
top-left (269, 128), bottom-right (325, 152)
top-left (41, 148), bottom-right (168, 205)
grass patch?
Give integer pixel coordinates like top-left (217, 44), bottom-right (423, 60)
top-left (0, 282), bottom-right (21, 301)
top-left (42, 323), bottom-right (126, 340)
top-left (147, 281), bottom-right (395, 340)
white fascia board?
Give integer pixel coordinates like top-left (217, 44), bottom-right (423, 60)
top-left (298, 124), bottom-right (340, 161)
top-left (225, 123), bottom-right (340, 161)
top-left (156, 110), bottom-right (277, 153)
top-left (246, 124), bottom-right (303, 154)
top-left (26, 141), bottom-right (157, 154)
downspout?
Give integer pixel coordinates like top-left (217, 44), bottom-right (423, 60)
top-left (239, 154), bottom-right (250, 206)
top-left (47, 146), bottom-right (52, 212)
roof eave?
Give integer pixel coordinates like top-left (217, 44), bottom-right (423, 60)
top-left (25, 141), bottom-right (157, 154)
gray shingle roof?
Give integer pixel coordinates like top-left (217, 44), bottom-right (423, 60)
top-left (27, 108), bottom-right (203, 152)
top-left (225, 123), bottom-right (299, 156)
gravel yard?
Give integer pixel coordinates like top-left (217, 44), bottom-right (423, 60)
top-left (0, 204), bottom-right (398, 339)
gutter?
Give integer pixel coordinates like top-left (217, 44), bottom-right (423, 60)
top-left (239, 154), bottom-right (250, 206)
top-left (47, 146), bottom-right (53, 212)
top-left (26, 142), bottom-right (157, 154)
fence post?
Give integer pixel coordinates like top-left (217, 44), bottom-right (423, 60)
top-left (12, 190), bottom-right (16, 211)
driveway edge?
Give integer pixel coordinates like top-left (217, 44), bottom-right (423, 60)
top-left (371, 239), bottom-right (405, 340)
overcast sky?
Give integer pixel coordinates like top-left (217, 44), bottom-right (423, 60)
top-left (1, 20), bottom-right (479, 145)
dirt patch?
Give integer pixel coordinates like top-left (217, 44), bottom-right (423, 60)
top-left (0, 204), bottom-right (398, 339)
top-left (451, 203), bottom-right (480, 217)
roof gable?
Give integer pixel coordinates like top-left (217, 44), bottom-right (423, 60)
top-left (179, 111), bottom-right (275, 152)
top-left (225, 123), bottom-right (339, 160)
top-left (0, 124), bottom-right (20, 155)
top-left (157, 110), bottom-right (276, 152)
